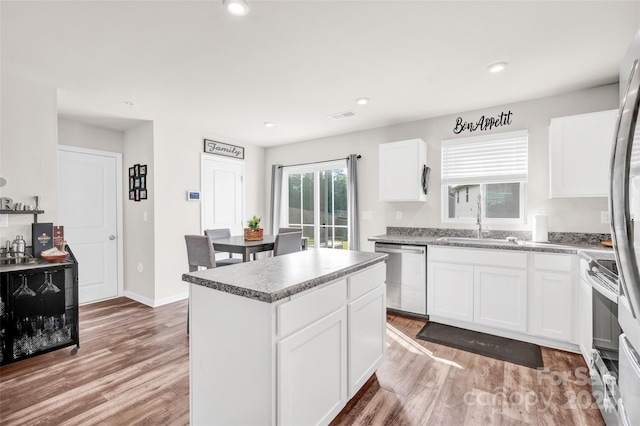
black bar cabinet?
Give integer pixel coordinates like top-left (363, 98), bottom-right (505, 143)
top-left (0, 246), bottom-right (79, 366)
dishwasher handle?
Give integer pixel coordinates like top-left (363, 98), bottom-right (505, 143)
top-left (375, 244), bottom-right (425, 255)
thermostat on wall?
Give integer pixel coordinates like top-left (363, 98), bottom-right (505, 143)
top-left (187, 191), bottom-right (200, 201)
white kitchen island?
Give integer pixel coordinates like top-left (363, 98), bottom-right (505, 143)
top-left (182, 248), bottom-right (388, 426)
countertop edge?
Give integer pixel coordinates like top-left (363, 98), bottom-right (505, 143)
top-left (182, 253), bottom-right (388, 303)
top-left (368, 235), bottom-right (611, 254)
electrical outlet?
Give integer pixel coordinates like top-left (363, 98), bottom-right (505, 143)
top-left (396, 211), bottom-right (403, 220)
top-left (0, 214), bottom-right (7, 228)
top-left (361, 211), bottom-right (373, 220)
top-left (601, 211), bottom-right (611, 224)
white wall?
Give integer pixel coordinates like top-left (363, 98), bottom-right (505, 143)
top-left (265, 84), bottom-right (619, 252)
top-left (123, 122), bottom-right (156, 303)
top-left (150, 122), bottom-right (265, 304)
top-left (58, 119), bottom-right (124, 154)
top-left (0, 74), bottom-right (58, 244)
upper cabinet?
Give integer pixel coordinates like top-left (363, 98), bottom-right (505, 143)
top-left (549, 109), bottom-right (617, 198)
top-left (379, 138), bottom-right (428, 202)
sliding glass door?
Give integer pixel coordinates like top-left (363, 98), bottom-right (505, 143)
top-left (282, 160), bottom-right (349, 249)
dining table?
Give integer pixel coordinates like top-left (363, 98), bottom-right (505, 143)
top-left (211, 235), bottom-right (276, 262)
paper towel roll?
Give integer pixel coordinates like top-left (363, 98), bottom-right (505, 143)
top-left (532, 212), bottom-right (549, 243)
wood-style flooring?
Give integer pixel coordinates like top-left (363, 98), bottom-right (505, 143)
top-left (0, 297), bottom-right (604, 425)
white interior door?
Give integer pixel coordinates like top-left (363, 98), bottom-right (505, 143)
top-left (201, 156), bottom-right (244, 235)
top-left (58, 146), bottom-right (121, 304)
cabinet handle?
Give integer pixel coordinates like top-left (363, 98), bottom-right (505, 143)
top-left (109, 235), bottom-right (116, 240)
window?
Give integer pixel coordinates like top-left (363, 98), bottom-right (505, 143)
top-left (281, 160), bottom-right (349, 249)
top-left (441, 130), bottom-right (528, 224)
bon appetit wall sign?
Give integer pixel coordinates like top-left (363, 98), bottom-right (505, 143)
top-left (204, 139), bottom-right (245, 159)
top-left (453, 110), bottom-right (513, 134)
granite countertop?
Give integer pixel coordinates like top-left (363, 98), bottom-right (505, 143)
top-left (182, 248), bottom-right (388, 303)
top-left (369, 233), bottom-right (613, 255)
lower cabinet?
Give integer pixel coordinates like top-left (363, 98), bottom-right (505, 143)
top-left (427, 262), bottom-right (474, 322)
top-left (278, 282), bottom-right (387, 425)
top-left (428, 247), bottom-right (527, 334)
top-left (278, 308), bottom-right (348, 426)
top-left (348, 285), bottom-right (386, 396)
top-left (190, 262), bottom-right (386, 426)
top-left (474, 266), bottom-right (527, 332)
top-left (529, 253), bottom-right (575, 343)
top-left (427, 246), bottom-right (578, 348)
top-left (530, 271), bottom-right (572, 341)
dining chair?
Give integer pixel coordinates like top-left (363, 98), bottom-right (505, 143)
top-left (185, 234), bottom-right (218, 333)
top-left (278, 227), bottom-right (301, 233)
top-left (185, 234), bottom-right (216, 272)
top-left (274, 231), bottom-right (303, 256)
top-left (278, 227), bottom-right (308, 250)
top-left (204, 228), bottom-right (242, 266)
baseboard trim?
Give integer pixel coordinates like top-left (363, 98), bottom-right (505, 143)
top-left (154, 292), bottom-right (189, 307)
top-left (124, 291), bottom-right (188, 308)
top-left (428, 315), bottom-right (580, 354)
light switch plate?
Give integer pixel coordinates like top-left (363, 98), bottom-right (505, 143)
top-left (0, 214), bottom-right (7, 227)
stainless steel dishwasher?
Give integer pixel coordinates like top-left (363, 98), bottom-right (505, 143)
top-left (374, 243), bottom-right (427, 317)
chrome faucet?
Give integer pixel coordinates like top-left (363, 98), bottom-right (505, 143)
top-left (476, 194), bottom-right (483, 238)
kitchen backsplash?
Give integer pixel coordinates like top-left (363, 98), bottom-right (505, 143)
top-left (386, 227), bottom-right (611, 245)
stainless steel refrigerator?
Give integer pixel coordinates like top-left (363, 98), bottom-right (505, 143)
top-left (610, 57), bottom-right (640, 426)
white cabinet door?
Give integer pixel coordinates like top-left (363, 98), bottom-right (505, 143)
top-left (278, 307), bottom-right (348, 426)
top-left (427, 261), bottom-right (474, 322)
top-left (379, 138), bottom-right (427, 202)
top-left (530, 271), bottom-right (573, 342)
top-left (348, 285), bottom-right (386, 397)
top-left (549, 109), bottom-right (617, 198)
top-left (474, 266), bottom-right (527, 332)
top-left (579, 276), bottom-right (593, 364)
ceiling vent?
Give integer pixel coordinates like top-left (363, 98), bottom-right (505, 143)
top-left (329, 110), bottom-right (357, 120)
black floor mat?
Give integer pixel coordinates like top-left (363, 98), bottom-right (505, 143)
top-left (416, 322), bottom-right (544, 369)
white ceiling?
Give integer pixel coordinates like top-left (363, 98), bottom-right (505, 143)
top-left (2, 1), bottom-right (640, 147)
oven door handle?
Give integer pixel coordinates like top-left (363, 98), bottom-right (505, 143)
top-left (621, 335), bottom-right (640, 377)
top-left (618, 398), bottom-right (632, 426)
top-left (588, 273), bottom-right (619, 304)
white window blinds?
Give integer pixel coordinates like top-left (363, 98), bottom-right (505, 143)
top-left (441, 130), bottom-right (528, 185)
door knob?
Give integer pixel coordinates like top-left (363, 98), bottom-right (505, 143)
top-left (109, 235), bottom-right (116, 240)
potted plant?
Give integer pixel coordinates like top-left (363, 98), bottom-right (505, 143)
top-left (244, 215), bottom-right (263, 241)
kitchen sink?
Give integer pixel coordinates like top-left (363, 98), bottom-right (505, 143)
top-left (436, 237), bottom-right (520, 246)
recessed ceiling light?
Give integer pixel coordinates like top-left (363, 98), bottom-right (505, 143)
top-left (356, 97), bottom-right (370, 105)
top-left (264, 122), bottom-right (275, 128)
top-left (223, 0), bottom-right (250, 16)
top-left (487, 62), bottom-right (508, 73)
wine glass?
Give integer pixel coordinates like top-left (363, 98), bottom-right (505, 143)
top-left (13, 275), bottom-right (36, 298)
top-left (38, 271), bottom-right (60, 294)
